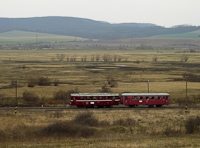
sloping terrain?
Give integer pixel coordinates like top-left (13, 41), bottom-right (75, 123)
top-left (0, 30), bottom-right (87, 44)
top-left (152, 29), bottom-right (200, 39)
top-left (0, 17), bottom-right (200, 40)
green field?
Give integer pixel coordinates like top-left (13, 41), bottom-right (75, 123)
top-left (152, 30), bottom-right (200, 39)
top-left (0, 30), bottom-right (87, 44)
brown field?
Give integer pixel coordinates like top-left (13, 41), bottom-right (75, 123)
top-left (0, 108), bottom-right (200, 147)
top-left (0, 48), bottom-right (200, 106)
top-left (0, 48), bottom-right (200, 147)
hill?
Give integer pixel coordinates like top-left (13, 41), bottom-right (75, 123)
top-left (0, 30), bottom-right (86, 44)
top-left (0, 17), bottom-right (200, 40)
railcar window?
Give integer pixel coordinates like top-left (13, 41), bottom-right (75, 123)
top-left (163, 96), bottom-right (166, 100)
top-left (146, 97), bottom-right (149, 100)
top-left (151, 97), bottom-right (155, 100)
top-left (94, 97), bottom-right (97, 100)
top-left (106, 97), bottom-right (109, 100)
top-left (158, 96), bottom-right (161, 100)
top-left (81, 97), bottom-right (84, 100)
top-left (87, 97), bottom-right (92, 100)
top-left (125, 96), bottom-right (128, 100)
top-left (100, 97), bottom-right (103, 100)
top-left (133, 96), bottom-right (137, 100)
top-left (73, 97), bottom-right (76, 101)
top-left (139, 96), bottom-right (143, 100)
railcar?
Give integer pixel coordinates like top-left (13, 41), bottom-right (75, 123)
top-left (121, 93), bottom-right (170, 107)
top-left (70, 93), bottom-right (120, 108)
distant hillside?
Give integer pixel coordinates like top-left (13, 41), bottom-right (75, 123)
top-left (0, 30), bottom-right (86, 44)
top-left (152, 29), bottom-right (200, 39)
top-left (0, 17), bottom-right (200, 40)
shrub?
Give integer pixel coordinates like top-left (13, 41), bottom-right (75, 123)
top-left (38, 77), bottom-right (51, 86)
top-left (185, 116), bottom-right (200, 134)
top-left (41, 120), bottom-right (96, 138)
top-left (112, 118), bottom-right (136, 127)
top-left (162, 125), bottom-right (182, 136)
top-left (53, 90), bottom-right (68, 101)
top-left (107, 76), bottom-right (118, 88)
top-left (100, 85), bottom-right (110, 93)
top-left (10, 80), bottom-right (16, 87)
top-left (73, 112), bottom-right (99, 127)
top-left (23, 91), bottom-right (39, 103)
top-left (53, 79), bottom-right (59, 86)
top-left (53, 88), bottom-right (79, 104)
top-left (110, 126), bottom-right (126, 133)
top-left (152, 56), bottom-right (158, 62)
top-left (135, 60), bottom-right (140, 64)
top-left (56, 54), bottom-right (65, 61)
top-left (27, 82), bottom-right (35, 87)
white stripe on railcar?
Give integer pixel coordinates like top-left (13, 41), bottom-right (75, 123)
top-left (121, 93), bottom-right (169, 96)
top-left (71, 99), bottom-right (120, 102)
top-left (71, 93), bottom-right (119, 97)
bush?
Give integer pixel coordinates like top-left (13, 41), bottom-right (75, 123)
top-left (53, 90), bottom-right (68, 101)
top-left (107, 76), bottom-right (118, 88)
top-left (23, 91), bottom-right (39, 103)
top-left (112, 118), bottom-right (136, 127)
top-left (185, 116), bottom-right (200, 134)
top-left (110, 126), bottom-right (126, 133)
top-left (53, 79), bottom-right (59, 86)
top-left (38, 77), bottom-right (51, 86)
top-left (41, 120), bottom-right (96, 138)
top-left (162, 125), bottom-right (182, 136)
top-left (53, 88), bottom-right (79, 104)
top-left (73, 112), bottom-right (99, 127)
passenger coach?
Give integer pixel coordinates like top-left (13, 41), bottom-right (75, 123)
top-left (70, 93), bottom-right (120, 108)
top-left (121, 93), bottom-right (170, 107)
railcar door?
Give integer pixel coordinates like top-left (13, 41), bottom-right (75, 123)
top-left (138, 96), bottom-right (143, 105)
top-left (164, 96), bottom-right (170, 105)
top-left (145, 96), bottom-right (149, 105)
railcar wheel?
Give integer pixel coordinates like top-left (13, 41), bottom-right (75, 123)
top-left (106, 105), bottom-right (112, 108)
top-left (129, 105), bottom-right (135, 108)
top-left (156, 105), bottom-right (162, 107)
top-left (148, 105), bottom-right (154, 108)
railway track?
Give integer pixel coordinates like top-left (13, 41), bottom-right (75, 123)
top-left (0, 105), bottom-right (199, 111)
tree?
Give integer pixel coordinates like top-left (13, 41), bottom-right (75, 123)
top-left (56, 54), bottom-right (65, 61)
top-left (152, 56), bottom-right (158, 62)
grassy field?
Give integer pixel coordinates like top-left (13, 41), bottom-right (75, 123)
top-left (152, 30), bottom-right (200, 39)
top-left (0, 48), bottom-right (200, 106)
top-left (0, 48), bottom-right (200, 147)
top-left (0, 108), bottom-right (200, 147)
top-left (0, 30), bottom-right (87, 44)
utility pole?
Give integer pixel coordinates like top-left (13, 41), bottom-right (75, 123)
top-left (16, 78), bottom-right (18, 105)
top-left (15, 78), bottom-right (18, 114)
top-left (185, 79), bottom-right (188, 113)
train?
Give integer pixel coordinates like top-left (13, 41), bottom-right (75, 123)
top-left (70, 93), bottom-right (170, 108)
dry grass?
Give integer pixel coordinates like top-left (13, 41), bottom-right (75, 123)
top-left (0, 108), bottom-right (200, 147)
top-left (0, 49), bottom-right (200, 105)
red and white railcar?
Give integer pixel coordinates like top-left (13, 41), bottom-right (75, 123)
top-left (121, 93), bottom-right (170, 107)
top-left (70, 93), bottom-right (120, 108)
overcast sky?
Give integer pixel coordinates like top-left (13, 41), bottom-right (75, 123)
top-left (1, 0), bottom-right (200, 27)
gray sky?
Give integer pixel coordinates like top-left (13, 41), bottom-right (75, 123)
top-left (1, 0), bottom-right (200, 27)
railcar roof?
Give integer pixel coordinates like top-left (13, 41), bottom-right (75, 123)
top-left (121, 93), bottom-right (169, 96)
top-left (71, 93), bottom-right (119, 97)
